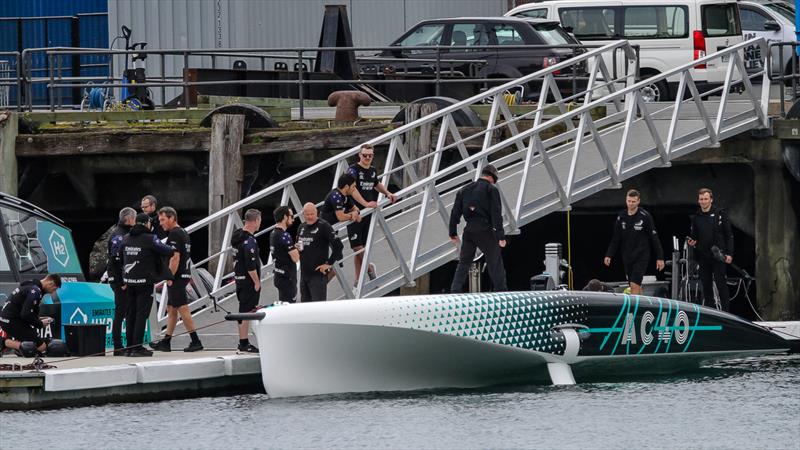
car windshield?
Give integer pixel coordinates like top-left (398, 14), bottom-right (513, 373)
top-left (531, 23), bottom-right (573, 45)
top-left (764, 2), bottom-right (795, 21)
top-left (395, 23), bottom-right (445, 51)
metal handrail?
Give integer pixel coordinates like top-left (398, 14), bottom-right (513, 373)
top-left (20, 42), bottom-right (628, 112)
top-left (766, 41), bottom-right (799, 117)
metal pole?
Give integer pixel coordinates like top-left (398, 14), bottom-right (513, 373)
top-left (779, 45), bottom-right (786, 117)
top-left (160, 53), bottom-right (166, 108)
top-left (183, 51), bottom-right (190, 109)
top-left (671, 249), bottom-right (680, 300)
top-left (48, 54), bottom-right (55, 112)
top-left (16, 52), bottom-right (22, 111)
top-left (435, 47), bottom-right (441, 96)
top-left (56, 54), bottom-right (63, 109)
top-left (70, 16), bottom-right (81, 106)
top-left (298, 50), bottom-right (304, 120)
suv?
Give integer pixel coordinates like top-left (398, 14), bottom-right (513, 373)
top-left (739, 0), bottom-right (796, 78)
top-left (360, 17), bottom-right (586, 102)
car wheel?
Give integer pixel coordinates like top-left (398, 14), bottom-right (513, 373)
top-left (641, 79), bottom-right (670, 102)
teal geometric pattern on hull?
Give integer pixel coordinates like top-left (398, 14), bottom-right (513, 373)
top-left (382, 292), bottom-right (588, 355)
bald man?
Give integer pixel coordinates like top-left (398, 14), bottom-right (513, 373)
top-left (296, 203), bottom-right (344, 301)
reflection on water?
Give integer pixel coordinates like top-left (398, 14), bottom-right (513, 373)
top-left (3, 355), bottom-right (799, 450)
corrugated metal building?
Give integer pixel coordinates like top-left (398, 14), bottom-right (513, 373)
top-left (0, 0), bottom-right (108, 106)
top-left (107, 0), bottom-right (509, 104)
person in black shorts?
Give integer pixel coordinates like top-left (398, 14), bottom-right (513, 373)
top-left (297, 202), bottom-right (344, 301)
top-left (231, 208), bottom-right (263, 353)
top-left (270, 205), bottom-right (300, 303)
top-left (0, 274), bottom-right (61, 356)
top-left (604, 189), bottom-right (665, 295)
top-left (149, 207), bottom-right (203, 352)
top-left (346, 144), bottom-right (398, 285)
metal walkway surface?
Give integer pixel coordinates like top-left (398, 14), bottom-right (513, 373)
top-left (154, 38), bottom-right (771, 333)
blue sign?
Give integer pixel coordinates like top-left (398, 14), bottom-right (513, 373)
top-left (36, 220), bottom-right (83, 274)
top-left (54, 282), bottom-right (150, 348)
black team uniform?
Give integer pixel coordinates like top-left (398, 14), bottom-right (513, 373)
top-left (605, 208), bottom-right (664, 285)
top-left (319, 188), bottom-right (353, 227)
top-left (690, 206), bottom-right (734, 311)
top-left (232, 228), bottom-right (261, 313)
top-left (107, 221), bottom-right (131, 353)
top-left (164, 225), bottom-right (202, 348)
top-left (270, 226), bottom-right (297, 302)
top-left (449, 178), bottom-right (508, 292)
top-left (297, 218), bottom-right (344, 301)
top-left (148, 211), bottom-right (167, 240)
top-left (122, 220), bottom-right (174, 355)
top-left (0, 280), bottom-right (46, 348)
top-left (346, 163), bottom-right (378, 249)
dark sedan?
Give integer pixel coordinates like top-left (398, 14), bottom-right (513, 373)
top-left (360, 17), bottom-right (586, 102)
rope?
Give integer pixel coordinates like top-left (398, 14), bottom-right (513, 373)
top-left (0, 357), bottom-right (57, 372)
top-left (88, 87), bottom-right (105, 109)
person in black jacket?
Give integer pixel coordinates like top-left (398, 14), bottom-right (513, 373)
top-left (122, 213), bottom-right (175, 356)
top-left (270, 206), bottom-right (300, 303)
top-left (107, 206), bottom-right (136, 355)
top-left (231, 208), bottom-right (262, 353)
top-left (604, 189), bottom-right (665, 295)
top-left (140, 194), bottom-right (166, 239)
top-left (0, 274), bottom-right (61, 355)
top-left (297, 202), bottom-right (344, 301)
top-left (448, 164), bottom-right (508, 293)
top-left (688, 188), bottom-right (734, 311)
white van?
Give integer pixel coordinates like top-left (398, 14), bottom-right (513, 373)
top-left (505, 0), bottom-right (745, 101)
top-left (738, 0), bottom-right (795, 77)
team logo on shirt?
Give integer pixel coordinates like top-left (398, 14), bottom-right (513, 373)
top-left (634, 220), bottom-right (643, 231)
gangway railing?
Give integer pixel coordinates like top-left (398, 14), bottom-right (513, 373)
top-left (153, 37), bottom-right (771, 335)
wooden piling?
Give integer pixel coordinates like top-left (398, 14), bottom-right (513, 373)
top-left (208, 114), bottom-right (245, 273)
top-left (0, 111), bottom-right (18, 195)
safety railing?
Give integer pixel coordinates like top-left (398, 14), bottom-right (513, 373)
top-left (152, 38), bottom-right (770, 334)
top-left (767, 41), bottom-right (799, 117)
top-left (18, 43), bottom-right (638, 115)
top-left (0, 52), bottom-right (21, 109)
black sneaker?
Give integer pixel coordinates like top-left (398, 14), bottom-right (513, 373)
top-left (237, 343), bottom-right (259, 353)
top-left (184, 341), bottom-right (204, 352)
top-left (128, 348), bottom-right (153, 357)
top-left (149, 339), bottom-right (172, 352)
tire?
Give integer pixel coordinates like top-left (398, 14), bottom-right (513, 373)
top-left (641, 79), bottom-right (670, 102)
top-left (391, 96), bottom-right (483, 127)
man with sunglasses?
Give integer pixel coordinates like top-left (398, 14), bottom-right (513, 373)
top-left (346, 144), bottom-right (397, 285)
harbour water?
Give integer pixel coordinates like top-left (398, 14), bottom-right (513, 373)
top-left (2, 354), bottom-right (798, 449)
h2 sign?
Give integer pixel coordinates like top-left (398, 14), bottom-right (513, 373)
top-left (36, 220), bottom-right (83, 274)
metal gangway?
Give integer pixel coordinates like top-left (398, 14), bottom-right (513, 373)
top-left (154, 37), bottom-right (771, 336)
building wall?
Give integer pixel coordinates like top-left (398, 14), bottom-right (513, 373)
top-left (107, 0), bottom-right (508, 103)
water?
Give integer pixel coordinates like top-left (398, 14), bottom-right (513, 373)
top-left (3, 355), bottom-right (799, 450)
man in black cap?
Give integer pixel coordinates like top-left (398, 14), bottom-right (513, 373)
top-left (448, 164), bottom-right (508, 292)
top-left (122, 212), bottom-right (175, 356)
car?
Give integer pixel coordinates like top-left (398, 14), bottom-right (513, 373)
top-left (738, 0), bottom-right (796, 79)
top-left (505, 0), bottom-right (746, 102)
top-left (360, 17), bottom-right (587, 102)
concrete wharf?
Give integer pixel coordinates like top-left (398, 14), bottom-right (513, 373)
top-left (0, 350), bottom-right (262, 410)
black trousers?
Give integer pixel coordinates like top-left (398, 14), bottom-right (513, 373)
top-left (111, 283), bottom-right (128, 347)
top-left (450, 224), bottom-right (507, 293)
top-left (699, 258), bottom-right (730, 311)
top-left (125, 284), bottom-right (154, 349)
top-left (300, 272), bottom-right (327, 302)
top-left (274, 273), bottom-right (297, 303)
